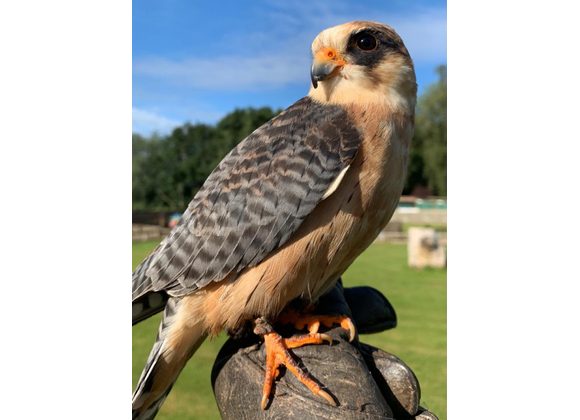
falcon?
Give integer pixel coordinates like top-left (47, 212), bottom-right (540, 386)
top-left (132, 20), bottom-right (417, 419)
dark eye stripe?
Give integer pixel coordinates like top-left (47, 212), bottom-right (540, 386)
top-left (348, 29), bottom-right (397, 51)
top-left (380, 38), bottom-right (397, 48)
top-left (345, 28), bottom-right (400, 69)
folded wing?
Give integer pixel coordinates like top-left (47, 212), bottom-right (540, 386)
top-left (133, 97), bottom-right (361, 300)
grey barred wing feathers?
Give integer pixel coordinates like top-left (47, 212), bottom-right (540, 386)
top-left (135, 97), bottom-right (361, 298)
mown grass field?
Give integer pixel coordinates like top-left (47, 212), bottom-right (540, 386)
top-left (133, 241), bottom-right (447, 419)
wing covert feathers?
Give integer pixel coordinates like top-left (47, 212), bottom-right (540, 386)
top-left (135, 97), bottom-right (361, 297)
top-left (132, 298), bottom-right (206, 420)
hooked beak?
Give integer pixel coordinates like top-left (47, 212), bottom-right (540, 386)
top-left (310, 47), bottom-right (346, 89)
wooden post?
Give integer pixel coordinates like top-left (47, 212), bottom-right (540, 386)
top-left (407, 227), bottom-right (446, 269)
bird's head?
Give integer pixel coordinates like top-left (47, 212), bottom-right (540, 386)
top-left (308, 21), bottom-right (417, 113)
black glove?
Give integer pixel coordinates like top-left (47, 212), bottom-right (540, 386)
top-left (211, 279), bottom-right (438, 420)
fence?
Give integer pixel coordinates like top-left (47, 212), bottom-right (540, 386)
top-left (132, 208), bottom-right (447, 244)
top-left (132, 224), bottom-right (171, 242)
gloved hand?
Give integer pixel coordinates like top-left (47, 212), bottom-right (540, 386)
top-left (211, 279), bottom-right (439, 419)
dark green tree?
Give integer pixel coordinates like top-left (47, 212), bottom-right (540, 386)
top-left (133, 107), bottom-right (279, 211)
top-left (216, 107), bottom-right (281, 154)
top-left (132, 133), bottom-right (148, 209)
top-left (134, 65), bottom-right (448, 212)
top-left (404, 65), bottom-right (447, 196)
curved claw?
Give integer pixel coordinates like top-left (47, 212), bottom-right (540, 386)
top-left (316, 315), bottom-right (357, 342)
top-left (320, 333), bottom-right (333, 345)
top-left (317, 388), bottom-right (337, 406)
top-left (260, 393), bottom-right (269, 410)
top-left (340, 317), bottom-right (356, 342)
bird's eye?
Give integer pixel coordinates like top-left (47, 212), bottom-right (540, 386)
top-left (355, 33), bottom-right (377, 51)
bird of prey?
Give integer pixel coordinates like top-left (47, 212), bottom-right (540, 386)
top-left (132, 20), bottom-right (417, 419)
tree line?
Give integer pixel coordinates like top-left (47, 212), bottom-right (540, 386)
top-left (133, 66), bottom-right (446, 211)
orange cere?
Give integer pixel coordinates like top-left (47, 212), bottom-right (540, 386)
top-left (315, 47), bottom-right (346, 66)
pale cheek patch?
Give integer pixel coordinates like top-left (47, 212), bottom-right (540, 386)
top-left (340, 65), bottom-right (372, 86)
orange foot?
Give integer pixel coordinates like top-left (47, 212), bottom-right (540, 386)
top-left (253, 318), bottom-right (336, 410)
top-left (277, 311), bottom-right (357, 342)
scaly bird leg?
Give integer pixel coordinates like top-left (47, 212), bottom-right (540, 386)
top-left (253, 318), bottom-right (335, 410)
top-left (277, 311), bottom-right (357, 342)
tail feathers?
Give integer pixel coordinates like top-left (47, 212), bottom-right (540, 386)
top-left (132, 298), bottom-right (206, 420)
top-left (132, 291), bottom-right (169, 325)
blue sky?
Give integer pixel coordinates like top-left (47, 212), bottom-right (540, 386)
top-left (133, 0), bottom-right (446, 135)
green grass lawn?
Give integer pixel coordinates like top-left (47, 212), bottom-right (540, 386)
top-left (133, 241), bottom-right (446, 419)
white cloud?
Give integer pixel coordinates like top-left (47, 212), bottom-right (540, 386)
top-left (132, 107), bottom-right (180, 135)
top-left (133, 3), bottom-right (445, 91)
top-left (132, 106), bottom-right (226, 135)
top-left (134, 54), bottom-right (310, 90)
top-left (261, 0), bottom-right (446, 62)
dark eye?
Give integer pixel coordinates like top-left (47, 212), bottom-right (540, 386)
top-left (355, 33), bottom-right (377, 51)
